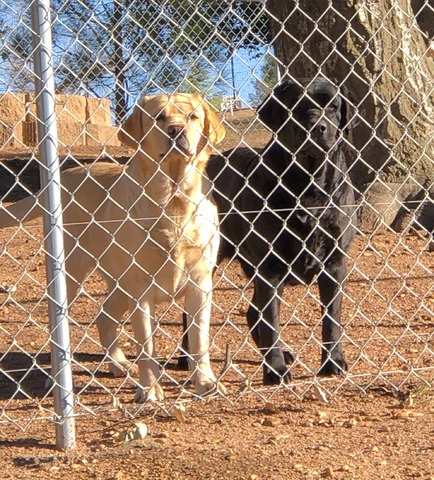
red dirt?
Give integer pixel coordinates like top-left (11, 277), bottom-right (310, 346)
top-left (1, 109), bottom-right (433, 478)
top-left (1, 224), bottom-right (434, 479)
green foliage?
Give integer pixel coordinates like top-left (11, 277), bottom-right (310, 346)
top-left (249, 52), bottom-right (278, 106)
top-left (1, 0), bottom-right (269, 119)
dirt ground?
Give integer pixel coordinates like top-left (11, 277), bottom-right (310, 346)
top-left (1, 112), bottom-right (434, 479)
top-left (1, 219), bottom-right (434, 479)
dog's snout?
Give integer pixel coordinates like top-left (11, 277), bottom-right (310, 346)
top-left (166, 122), bottom-right (191, 155)
top-left (168, 124), bottom-right (184, 137)
top-left (314, 120), bottom-right (328, 135)
top-left (305, 109), bottom-right (330, 137)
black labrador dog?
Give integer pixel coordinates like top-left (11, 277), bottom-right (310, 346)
top-left (181, 78), bottom-right (359, 385)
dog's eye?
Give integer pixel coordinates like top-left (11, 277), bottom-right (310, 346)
top-left (156, 113), bottom-right (166, 122)
top-left (190, 114), bottom-right (199, 120)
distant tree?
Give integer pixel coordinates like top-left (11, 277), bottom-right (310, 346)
top-left (1, 1), bottom-right (270, 122)
top-left (0, 2), bottom-right (34, 92)
top-left (249, 52), bottom-right (278, 106)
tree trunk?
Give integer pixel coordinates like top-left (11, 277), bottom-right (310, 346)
top-left (266, 0), bottom-right (434, 229)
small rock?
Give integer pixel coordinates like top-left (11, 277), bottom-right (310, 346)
top-left (378, 426), bottom-right (391, 433)
top-left (266, 438), bottom-right (278, 445)
top-left (300, 420), bottom-right (314, 427)
top-left (344, 418), bottom-right (358, 428)
top-left (262, 418), bottom-right (280, 427)
top-left (264, 402), bottom-right (279, 414)
top-left (154, 438), bottom-right (167, 444)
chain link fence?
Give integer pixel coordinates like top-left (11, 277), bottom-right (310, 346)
top-left (1, 0), bottom-right (434, 448)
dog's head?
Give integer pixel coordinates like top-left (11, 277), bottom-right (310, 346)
top-left (119, 93), bottom-right (226, 161)
top-left (258, 78), bottom-right (359, 155)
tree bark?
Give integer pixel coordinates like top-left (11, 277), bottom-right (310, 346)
top-left (266, 0), bottom-right (434, 228)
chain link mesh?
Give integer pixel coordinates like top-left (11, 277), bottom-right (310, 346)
top-left (0, 0), bottom-right (433, 434)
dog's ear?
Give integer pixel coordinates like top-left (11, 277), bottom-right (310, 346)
top-left (201, 99), bottom-right (226, 145)
top-left (339, 86), bottom-right (362, 135)
top-left (258, 81), bottom-right (300, 131)
top-left (118, 97), bottom-right (150, 148)
top-left (258, 83), bottom-right (289, 131)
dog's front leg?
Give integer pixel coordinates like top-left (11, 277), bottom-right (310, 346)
top-left (317, 260), bottom-right (348, 376)
top-left (247, 277), bottom-right (290, 385)
top-left (129, 298), bottom-right (164, 402)
top-left (97, 286), bottom-right (138, 377)
top-left (184, 275), bottom-right (226, 397)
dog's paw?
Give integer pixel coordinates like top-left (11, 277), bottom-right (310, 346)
top-left (318, 355), bottom-right (348, 377)
top-left (194, 379), bottom-right (227, 398)
top-left (283, 350), bottom-right (294, 365)
top-left (109, 361), bottom-right (139, 378)
top-left (263, 362), bottom-right (291, 385)
top-left (177, 355), bottom-right (190, 371)
top-left (133, 384), bottom-right (165, 403)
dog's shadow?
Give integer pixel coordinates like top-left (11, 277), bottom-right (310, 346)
top-left (0, 350), bottom-right (262, 400)
top-left (0, 351), bottom-right (120, 400)
top-left (0, 351), bottom-right (51, 399)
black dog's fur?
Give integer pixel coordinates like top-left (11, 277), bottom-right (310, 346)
top-left (181, 78), bottom-right (359, 385)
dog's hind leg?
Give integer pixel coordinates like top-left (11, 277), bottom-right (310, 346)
top-left (96, 285), bottom-right (138, 377)
top-left (247, 277), bottom-right (290, 385)
top-left (177, 312), bottom-right (190, 370)
top-left (316, 263), bottom-right (348, 376)
top-left (63, 238), bottom-right (134, 378)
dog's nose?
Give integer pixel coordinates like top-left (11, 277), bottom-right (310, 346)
top-left (168, 124), bottom-right (184, 137)
top-left (313, 120), bottom-right (328, 135)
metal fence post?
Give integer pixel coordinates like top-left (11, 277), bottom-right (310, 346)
top-left (30, 0), bottom-right (75, 450)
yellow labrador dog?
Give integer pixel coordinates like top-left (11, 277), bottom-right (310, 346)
top-left (0, 93), bottom-right (226, 402)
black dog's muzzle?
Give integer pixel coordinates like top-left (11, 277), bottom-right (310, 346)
top-left (301, 110), bottom-right (339, 153)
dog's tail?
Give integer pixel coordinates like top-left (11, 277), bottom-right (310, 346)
top-left (0, 195), bottom-right (43, 229)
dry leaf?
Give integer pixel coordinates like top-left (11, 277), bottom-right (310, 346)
top-left (321, 466), bottom-right (334, 478)
top-left (172, 403), bottom-right (187, 423)
top-left (318, 411), bottom-right (328, 420)
top-left (312, 385), bottom-right (329, 404)
top-left (0, 284), bottom-right (17, 294)
top-left (239, 379), bottom-right (252, 393)
top-left (406, 384), bottom-right (433, 407)
top-left (111, 421), bottom-right (148, 444)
